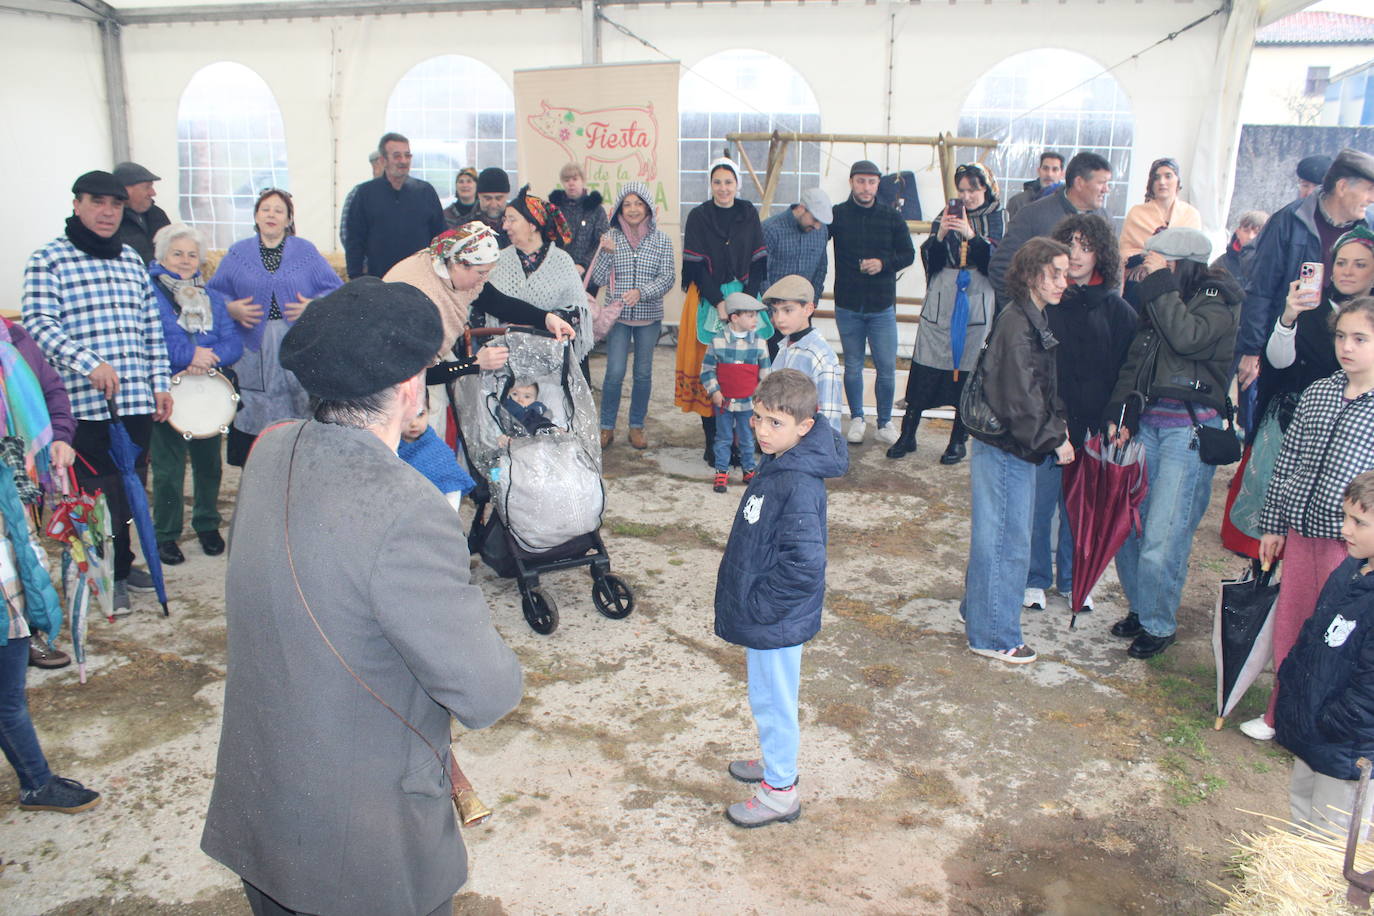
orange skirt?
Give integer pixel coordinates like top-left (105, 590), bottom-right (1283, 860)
top-left (673, 284), bottom-right (712, 418)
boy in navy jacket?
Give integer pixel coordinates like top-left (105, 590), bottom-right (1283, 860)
top-left (714, 369), bottom-right (848, 827)
top-left (1276, 470), bottom-right (1374, 838)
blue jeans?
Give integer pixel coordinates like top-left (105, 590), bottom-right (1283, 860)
top-left (1114, 421), bottom-right (1219, 638)
top-left (1027, 461), bottom-right (1073, 593)
top-left (833, 306), bottom-right (897, 426)
top-left (600, 321), bottom-right (660, 430)
top-left (746, 644), bottom-right (803, 787)
top-left (0, 637), bottom-right (52, 793)
top-left (714, 407), bottom-right (756, 472)
top-left (962, 439), bottom-right (1038, 651)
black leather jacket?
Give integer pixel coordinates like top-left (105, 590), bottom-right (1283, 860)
top-left (978, 297), bottom-right (1068, 463)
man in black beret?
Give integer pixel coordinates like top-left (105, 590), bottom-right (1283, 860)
top-left (21, 170), bottom-right (172, 615)
top-left (204, 276), bottom-right (523, 916)
top-left (475, 167), bottom-right (512, 248)
top-left (1296, 154), bottom-right (1331, 200)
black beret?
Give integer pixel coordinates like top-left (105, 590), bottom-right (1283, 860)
top-left (72, 170), bottom-right (128, 200)
top-left (476, 167), bottom-right (511, 194)
top-left (280, 277), bottom-right (443, 400)
top-left (1296, 155), bottom-right (1332, 184)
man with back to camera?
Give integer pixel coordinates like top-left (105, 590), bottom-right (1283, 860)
top-left (112, 161), bottom-right (170, 265)
top-left (827, 160), bottom-right (915, 446)
top-left (345, 132), bottom-right (445, 279)
top-left (22, 170), bottom-right (172, 616)
top-left (989, 151), bottom-right (1112, 301)
top-left (1004, 151), bottom-right (1064, 225)
top-left (1236, 149), bottom-right (1374, 400)
top-left (201, 277), bottom-right (523, 916)
top-left (339, 148), bottom-right (384, 258)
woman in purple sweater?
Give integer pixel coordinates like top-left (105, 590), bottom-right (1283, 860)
top-left (206, 189), bottom-right (342, 465)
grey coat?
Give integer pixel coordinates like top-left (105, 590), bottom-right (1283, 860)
top-left (201, 420), bottom-right (523, 916)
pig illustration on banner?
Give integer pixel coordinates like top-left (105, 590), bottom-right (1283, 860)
top-left (527, 101), bottom-right (658, 181)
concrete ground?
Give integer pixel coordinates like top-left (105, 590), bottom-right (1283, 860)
top-left (2, 346), bottom-right (1294, 915)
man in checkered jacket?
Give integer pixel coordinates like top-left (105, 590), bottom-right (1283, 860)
top-left (22, 170), bottom-right (172, 614)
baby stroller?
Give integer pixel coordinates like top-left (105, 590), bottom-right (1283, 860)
top-left (453, 327), bottom-right (634, 635)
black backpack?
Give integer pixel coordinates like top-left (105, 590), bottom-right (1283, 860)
top-left (877, 171), bottom-right (922, 221)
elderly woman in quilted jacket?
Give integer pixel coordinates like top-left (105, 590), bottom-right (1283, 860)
top-left (589, 182), bottom-right (675, 450)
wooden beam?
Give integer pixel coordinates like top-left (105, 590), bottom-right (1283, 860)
top-left (726, 131), bottom-right (997, 148)
top-left (733, 143), bottom-right (767, 201)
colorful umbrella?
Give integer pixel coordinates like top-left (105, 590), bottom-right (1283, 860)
top-left (105, 400), bottom-right (169, 616)
top-left (43, 469), bottom-right (113, 682)
top-left (1213, 559), bottom-right (1281, 730)
top-left (1062, 432), bottom-right (1150, 626)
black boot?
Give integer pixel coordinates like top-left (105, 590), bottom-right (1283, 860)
top-left (885, 411), bottom-right (919, 459)
top-left (940, 411), bottom-right (968, 464)
top-left (701, 415), bottom-right (716, 466)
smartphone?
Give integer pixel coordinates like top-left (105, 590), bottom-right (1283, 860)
top-left (1298, 261), bottom-right (1323, 294)
top-left (947, 198), bottom-right (964, 220)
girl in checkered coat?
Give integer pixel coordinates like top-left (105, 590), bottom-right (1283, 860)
top-left (1249, 297), bottom-right (1374, 740)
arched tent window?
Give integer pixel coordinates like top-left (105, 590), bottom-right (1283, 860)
top-left (679, 50), bottom-right (821, 222)
top-left (957, 49), bottom-right (1134, 224)
top-left (385, 55), bottom-right (516, 201)
top-left (177, 62), bottom-right (290, 250)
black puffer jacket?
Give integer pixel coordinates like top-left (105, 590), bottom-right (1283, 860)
top-left (1105, 266), bottom-right (1242, 432)
top-left (1276, 557), bottom-right (1374, 780)
top-left (549, 188), bottom-right (609, 272)
top-left (974, 297), bottom-right (1068, 463)
top-left (1045, 283), bottom-right (1136, 447)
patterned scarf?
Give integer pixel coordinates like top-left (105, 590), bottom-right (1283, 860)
top-left (158, 273), bottom-right (215, 334)
top-left (0, 321), bottom-right (53, 494)
top-left (511, 186), bottom-right (573, 246)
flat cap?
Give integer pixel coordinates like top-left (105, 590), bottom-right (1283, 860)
top-left (280, 277), bottom-right (443, 400)
top-left (476, 167), bottom-right (510, 194)
top-left (1330, 148), bottom-right (1374, 185)
top-left (71, 170), bottom-right (128, 200)
top-left (722, 291), bottom-right (766, 314)
top-left (1145, 227), bottom-right (1212, 264)
top-left (762, 274), bottom-right (817, 304)
top-left (850, 160), bottom-right (882, 178)
top-left (800, 187), bottom-right (833, 225)
top-left (112, 161), bottom-right (161, 185)
top-left (1296, 155), bottom-right (1332, 184)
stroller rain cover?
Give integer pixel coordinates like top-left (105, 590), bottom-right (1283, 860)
top-left (454, 330), bottom-right (605, 553)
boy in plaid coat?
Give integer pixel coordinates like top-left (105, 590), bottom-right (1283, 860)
top-left (701, 292), bottom-right (771, 492)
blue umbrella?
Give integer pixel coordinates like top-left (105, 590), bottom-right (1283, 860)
top-left (105, 399), bottom-right (169, 616)
top-left (949, 266), bottom-right (972, 378)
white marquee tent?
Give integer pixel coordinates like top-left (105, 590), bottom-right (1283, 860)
top-left (1, 0), bottom-right (1310, 295)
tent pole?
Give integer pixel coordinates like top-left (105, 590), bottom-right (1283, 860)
top-left (581, 0), bottom-right (601, 64)
top-left (100, 17), bottom-right (131, 163)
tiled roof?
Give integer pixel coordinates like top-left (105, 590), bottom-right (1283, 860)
top-left (1257, 11), bottom-right (1374, 46)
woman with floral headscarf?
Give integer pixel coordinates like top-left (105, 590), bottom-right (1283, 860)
top-left (1120, 158), bottom-right (1202, 283)
top-left (487, 186), bottom-right (591, 365)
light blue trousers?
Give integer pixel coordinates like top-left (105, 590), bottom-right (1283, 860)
top-left (746, 644), bottom-right (803, 787)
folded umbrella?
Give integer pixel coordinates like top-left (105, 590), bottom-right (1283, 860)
top-left (949, 266), bottom-right (971, 380)
top-left (105, 400), bottom-right (169, 616)
top-left (44, 468), bottom-right (113, 680)
top-left (1213, 559), bottom-right (1280, 730)
top-left (1063, 432), bottom-right (1149, 626)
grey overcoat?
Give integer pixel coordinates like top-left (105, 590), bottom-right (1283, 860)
top-left (201, 420), bottom-right (523, 916)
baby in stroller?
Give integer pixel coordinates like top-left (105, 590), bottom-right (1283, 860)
top-left (497, 378), bottom-right (557, 444)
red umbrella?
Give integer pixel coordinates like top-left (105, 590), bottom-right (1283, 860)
top-left (1063, 433), bottom-right (1149, 626)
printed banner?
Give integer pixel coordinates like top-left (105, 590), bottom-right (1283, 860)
top-left (515, 61), bottom-right (682, 318)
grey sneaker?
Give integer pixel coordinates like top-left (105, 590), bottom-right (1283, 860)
top-left (124, 567), bottom-right (156, 592)
top-left (728, 759), bottom-right (764, 783)
top-left (726, 781), bottom-right (801, 828)
top-left (111, 580), bottom-right (132, 618)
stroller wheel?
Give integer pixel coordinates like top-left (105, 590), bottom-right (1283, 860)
top-left (591, 574), bottom-right (635, 620)
top-left (522, 589), bottom-right (559, 635)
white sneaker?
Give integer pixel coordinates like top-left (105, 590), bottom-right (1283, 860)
top-left (1239, 717), bottom-right (1276, 741)
top-left (1022, 587), bottom-right (1046, 610)
top-left (876, 423), bottom-right (899, 445)
top-left (846, 417), bottom-right (866, 444)
top-left (1066, 592), bottom-right (1095, 612)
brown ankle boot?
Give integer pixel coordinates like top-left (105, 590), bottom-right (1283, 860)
top-left (600, 428), bottom-right (614, 449)
top-left (628, 427), bottom-right (648, 449)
